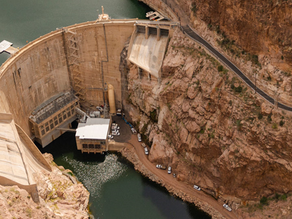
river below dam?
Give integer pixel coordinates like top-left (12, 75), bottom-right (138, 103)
top-left (1, 1), bottom-right (211, 218)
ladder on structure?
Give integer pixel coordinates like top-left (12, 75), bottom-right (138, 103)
top-left (63, 29), bottom-right (86, 103)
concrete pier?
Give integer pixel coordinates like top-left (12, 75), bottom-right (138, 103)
top-left (0, 40), bottom-right (19, 55)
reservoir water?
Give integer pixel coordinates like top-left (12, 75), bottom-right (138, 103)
top-left (0, 1), bottom-right (211, 218)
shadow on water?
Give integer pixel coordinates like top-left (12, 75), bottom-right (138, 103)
top-left (36, 132), bottom-right (106, 168)
top-left (140, 177), bottom-right (211, 219)
top-left (37, 128), bottom-right (211, 219)
top-left (117, 156), bottom-right (211, 219)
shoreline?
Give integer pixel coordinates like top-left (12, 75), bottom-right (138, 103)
top-left (120, 146), bottom-right (226, 219)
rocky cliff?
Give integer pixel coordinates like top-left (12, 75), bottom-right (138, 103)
top-left (140, 0), bottom-right (292, 119)
top-left (124, 28), bottom-right (292, 214)
top-left (0, 153), bottom-right (89, 219)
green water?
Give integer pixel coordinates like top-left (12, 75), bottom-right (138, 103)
top-left (40, 132), bottom-right (210, 219)
top-left (0, 0), bottom-right (150, 65)
top-left (1, 1), bottom-right (211, 218)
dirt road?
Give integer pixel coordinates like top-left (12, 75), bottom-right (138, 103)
top-left (126, 134), bottom-right (239, 219)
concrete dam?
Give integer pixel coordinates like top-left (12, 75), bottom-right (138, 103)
top-left (0, 18), bottom-right (177, 195)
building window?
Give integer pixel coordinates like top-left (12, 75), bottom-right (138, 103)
top-left (95, 144), bottom-right (101, 149)
top-left (49, 119), bottom-right (54, 129)
top-left (83, 144), bottom-right (88, 148)
top-left (89, 144), bottom-right (94, 148)
top-left (58, 113), bottom-right (63, 123)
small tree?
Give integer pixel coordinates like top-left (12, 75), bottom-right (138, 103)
top-left (218, 65), bottom-right (224, 72)
top-left (260, 196), bottom-right (268, 205)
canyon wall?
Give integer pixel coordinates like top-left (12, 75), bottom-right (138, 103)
top-left (125, 29), bottom-right (292, 208)
top-left (0, 153), bottom-right (89, 219)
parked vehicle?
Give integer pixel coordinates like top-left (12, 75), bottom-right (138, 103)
top-left (141, 143), bottom-right (146, 148)
top-left (156, 164), bottom-right (162, 169)
top-left (131, 128), bottom-right (137, 134)
top-left (112, 131), bottom-right (120, 136)
top-left (117, 108), bottom-right (122, 116)
top-left (137, 133), bottom-right (141, 142)
top-left (96, 106), bottom-right (103, 112)
top-left (223, 204), bottom-right (232, 212)
top-left (144, 147), bottom-right (149, 155)
top-left (193, 185), bottom-right (201, 191)
top-left (155, 164), bottom-right (166, 170)
top-left (173, 173), bottom-right (176, 178)
top-left (167, 166), bottom-right (172, 174)
top-left (108, 135), bottom-right (113, 139)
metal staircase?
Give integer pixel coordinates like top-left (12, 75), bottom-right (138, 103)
top-left (63, 29), bottom-right (86, 103)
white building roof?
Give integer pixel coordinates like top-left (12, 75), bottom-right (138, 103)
top-left (0, 40), bottom-right (13, 53)
top-left (76, 118), bottom-right (110, 140)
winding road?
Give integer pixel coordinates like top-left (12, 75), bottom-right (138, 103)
top-left (126, 135), bottom-right (238, 219)
top-left (181, 25), bottom-right (292, 111)
top-left (159, 0), bottom-right (292, 111)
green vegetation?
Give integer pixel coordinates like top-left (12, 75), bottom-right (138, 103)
top-left (218, 65), bottom-right (224, 72)
top-left (127, 93), bottom-right (132, 104)
top-left (231, 84), bottom-right (243, 93)
top-left (260, 196), bottom-right (268, 205)
top-left (25, 207), bottom-right (32, 218)
top-left (272, 123), bottom-right (278, 129)
top-left (267, 114), bottom-right (272, 122)
top-left (141, 122), bottom-right (148, 134)
top-left (251, 54), bottom-right (260, 66)
top-left (279, 120), bottom-right (285, 126)
top-left (150, 109), bottom-right (158, 123)
top-left (280, 194), bottom-right (287, 201)
top-left (236, 119), bottom-right (242, 130)
top-left (258, 113), bottom-right (263, 120)
top-left (191, 2), bottom-right (197, 14)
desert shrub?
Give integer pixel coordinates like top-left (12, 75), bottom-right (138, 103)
top-left (218, 65), bottom-right (223, 72)
top-left (235, 86), bottom-right (242, 93)
top-left (150, 109), bottom-right (158, 123)
top-left (267, 114), bottom-right (272, 122)
top-left (260, 196), bottom-right (268, 205)
top-left (280, 194), bottom-right (287, 201)
top-left (191, 3), bottom-right (197, 14)
top-left (272, 123), bottom-right (278, 129)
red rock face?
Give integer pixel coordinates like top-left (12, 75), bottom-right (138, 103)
top-left (126, 29), bottom-right (292, 205)
top-left (181, 0), bottom-right (292, 70)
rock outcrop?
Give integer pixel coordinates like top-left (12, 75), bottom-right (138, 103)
top-left (0, 153), bottom-right (89, 219)
top-left (125, 28), bottom-right (292, 213)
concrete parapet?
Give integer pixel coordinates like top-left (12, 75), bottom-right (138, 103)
top-left (15, 124), bottom-right (52, 172)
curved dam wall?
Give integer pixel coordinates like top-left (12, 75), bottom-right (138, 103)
top-left (0, 20), bottom-right (136, 137)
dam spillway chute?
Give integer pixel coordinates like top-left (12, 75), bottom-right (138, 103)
top-left (128, 23), bottom-right (174, 80)
top-left (0, 91), bottom-right (52, 202)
